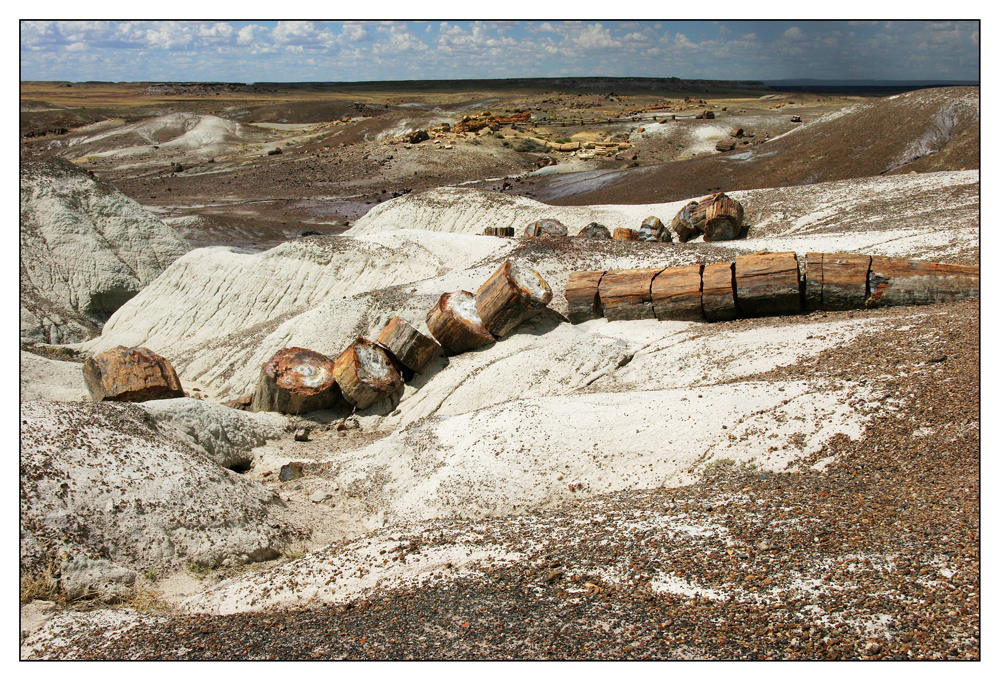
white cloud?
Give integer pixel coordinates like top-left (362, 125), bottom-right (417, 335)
top-left (238, 24), bottom-right (269, 46)
top-left (783, 26), bottom-right (804, 40)
top-left (145, 22), bottom-right (194, 50)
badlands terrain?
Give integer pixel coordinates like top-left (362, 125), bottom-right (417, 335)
top-left (20, 78), bottom-right (979, 660)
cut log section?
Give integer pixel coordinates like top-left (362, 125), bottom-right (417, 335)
top-left (376, 317), bottom-right (442, 375)
top-left (701, 262), bottom-right (737, 322)
top-left (426, 290), bottom-right (496, 355)
top-left (651, 264), bottom-right (705, 321)
top-left (82, 346), bottom-right (185, 403)
top-left (333, 337), bottom-right (404, 410)
top-left (251, 347), bottom-right (341, 415)
top-left (483, 226), bottom-right (515, 237)
top-left (613, 228), bottom-right (638, 241)
top-left (703, 194), bottom-right (745, 242)
top-left (638, 216), bottom-right (672, 242)
top-left (577, 222), bottom-right (612, 239)
top-left (716, 140), bottom-right (737, 152)
top-left (565, 270), bottom-right (605, 324)
top-left (598, 267), bottom-right (664, 321)
top-left (671, 201), bottom-right (701, 242)
top-left (735, 252), bottom-right (801, 318)
top-left (866, 257), bottom-right (980, 308)
top-left (475, 261), bottom-right (553, 337)
top-left (804, 253), bottom-right (872, 312)
top-left (524, 219), bottom-right (568, 237)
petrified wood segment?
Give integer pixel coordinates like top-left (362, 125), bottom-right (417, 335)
top-left (735, 252), bottom-right (801, 318)
top-left (376, 317), bottom-right (442, 375)
top-left (565, 270), bottom-right (605, 324)
top-left (671, 201), bottom-right (701, 243)
top-left (598, 267), bottom-right (664, 321)
top-left (82, 346), bottom-right (185, 403)
top-left (701, 262), bottom-right (737, 322)
top-left (703, 194), bottom-right (745, 242)
top-left (426, 290), bottom-right (496, 355)
top-left (651, 265), bottom-right (705, 321)
top-left (638, 216), bottom-right (671, 242)
top-left (524, 219), bottom-right (568, 237)
top-left (577, 222), bottom-right (612, 239)
top-left (804, 253), bottom-right (872, 312)
top-left (251, 347), bottom-right (340, 415)
top-left (483, 226), bottom-right (515, 237)
top-left (333, 337), bottom-right (404, 410)
top-left (613, 228), bottom-right (638, 241)
top-left (866, 257), bottom-right (980, 308)
top-left (475, 261), bottom-right (553, 338)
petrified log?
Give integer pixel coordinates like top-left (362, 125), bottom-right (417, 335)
top-left (730, 127), bottom-right (744, 138)
top-left (651, 264), bottom-right (705, 321)
top-left (716, 140), bottom-right (737, 152)
top-left (483, 226), bottom-right (515, 237)
top-left (735, 252), bottom-right (801, 318)
top-left (866, 257), bottom-right (980, 308)
top-left (476, 261), bottom-right (553, 337)
top-left (577, 222), bottom-right (612, 239)
top-left (804, 253), bottom-right (872, 312)
top-left (524, 219), bottom-right (568, 237)
top-left (333, 337), bottom-right (404, 410)
top-left (598, 267), bottom-right (664, 321)
top-left (701, 262), bottom-right (737, 322)
top-left (613, 227), bottom-right (638, 241)
top-left (638, 216), bottom-right (672, 243)
top-left (251, 347), bottom-right (340, 415)
top-left (426, 290), bottom-right (496, 355)
top-left (82, 346), bottom-right (185, 403)
top-left (671, 201), bottom-right (701, 242)
top-left (376, 317), bottom-right (441, 375)
top-left (566, 270), bottom-right (605, 324)
top-left (703, 194), bottom-right (745, 242)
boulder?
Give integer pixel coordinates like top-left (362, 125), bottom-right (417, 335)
top-left (82, 346), bottom-right (184, 403)
top-left (524, 218), bottom-right (568, 237)
top-left (408, 130), bottom-right (430, 144)
top-left (577, 222), bottom-right (612, 239)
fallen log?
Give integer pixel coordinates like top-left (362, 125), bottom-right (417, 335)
top-left (251, 347), bottom-right (341, 415)
top-left (735, 252), bottom-right (801, 318)
top-left (483, 226), bottom-right (515, 237)
top-left (426, 290), bottom-right (496, 355)
top-left (598, 267), bottom-right (664, 321)
top-left (866, 257), bottom-right (980, 308)
top-left (651, 265), bottom-right (704, 321)
top-left (701, 263), bottom-right (737, 322)
top-left (804, 253), bottom-right (871, 312)
top-left (671, 201), bottom-right (701, 242)
top-left (613, 227), bottom-right (638, 241)
top-left (716, 140), bottom-right (737, 152)
top-left (475, 261), bottom-right (554, 338)
top-left (376, 317), bottom-right (442, 375)
top-left (333, 337), bottom-right (404, 410)
top-left (703, 194), bottom-right (745, 242)
top-left (565, 270), bottom-right (605, 324)
top-left (524, 219), bottom-right (568, 237)
top-left (82, 346), bottom-right (185, 403)
top-left (638, 216), bottom-right (672, 243)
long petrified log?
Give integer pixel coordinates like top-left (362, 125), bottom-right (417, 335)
top-left (735, 252), bottom-right (801, 318)
top-left (426, 290), bottom-right (496, 355)
top-left (475, 261), bottom-right (553, 337)
top-left (651, 264), bottom-right (704, 321)
top-left (376, 317), bottom-right (441, 375)
top-left (866, 257), bottom-right (980, 308)
top-left (251, 347), bottom-right (341, 415)
top-left (613, 228), bottom-right (638, 241)
top-left (804, 253), bottom-right (872, 312)
top-left (704, 194), bottom-right (745, 242)
top-left (566, 270), bottom-right (605, 323)
top-left (598, 267), bottom-right (664, 321)
top-left (333, 337), bottom-right (404, 410)
top-left (83, 346), bottom-right (185, 403)
top-left (701, 262), bottom-right (737, 322)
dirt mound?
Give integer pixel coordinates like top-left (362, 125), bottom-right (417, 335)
top-left (549, 87), bottom-right (979, 205)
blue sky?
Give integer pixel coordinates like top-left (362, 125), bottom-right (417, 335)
top-left (20, 20), bottom-right (980, 83)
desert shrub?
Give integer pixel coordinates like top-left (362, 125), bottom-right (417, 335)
top-left (514, 139), bottom-right (549, 153)
top-left (555, 137), bottom-right (572, 144)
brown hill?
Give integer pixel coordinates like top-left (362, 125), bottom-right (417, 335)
top-left (548, 87), bottom-right (979, 205)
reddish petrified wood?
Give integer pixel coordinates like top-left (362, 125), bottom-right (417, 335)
top-left (804, 253), bottom-right (872, 312)
top-left (716, 140), bottom-right (737, 152)
top-left (376, 317), bottom-right (441, 375)
top-left (251, 347), bottom-right (341, 415)
top-left (613, 228), bottom-right (639, 241)
top-left (701, 262), bottom-right (737, 322)
top-left (565, 270), bottom-right (606, 324)
top-left (483, 226), bottom-right (515, 237)
top-left (703, 194), bottom-right (745, 242)
top-left (651, 264), bottom-right (705, 321)
top-left (333, 337), bottom-right (404, 410)
top-left (735, 252), bottom-right (801, 318)
top-left (475, 261), bottom-right (553, 338)
top-left (82, 346), bottom-right (185, 403)
top-left (426, 290), bottom-right (496, 355)
top-left (866, 257), bottom-right (980, 308)
top-left (598, 267), bottom-right (664, 321)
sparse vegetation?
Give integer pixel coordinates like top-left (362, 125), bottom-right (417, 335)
top-left (514, 138), bottom-right (548, 153)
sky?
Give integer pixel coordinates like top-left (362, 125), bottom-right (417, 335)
top-left (19, 20), bottom-right (980, 84)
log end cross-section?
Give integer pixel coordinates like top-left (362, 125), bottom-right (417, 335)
top-left (251, 347), bottom-right (341, 415)
top-left (598, 267), bottom-right (664, 321)
top-left (735, 252), bottom-right (801, 318)
top-left (475, 261), bottom-right (553, 338)
top-left (333, 337), bottom-right (404, 411)
top-left (426, 290), bottom-right (497, 356)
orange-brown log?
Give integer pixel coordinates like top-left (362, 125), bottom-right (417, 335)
top-left (735, 252), bottom-right (801, 318)
top-left (804, 253), bottom-right (872, 312)
top-left (701, 262), bottom-right (737, 322)
top-left (333, 337), bottom-right (404, 410)
top-left (475, 261), bottom-right (553, 338)
top-left (866, 257), bottom-right (980, 308)
top-left (483, 226), bottom-right (515, 237)
top-left (82, 346), bottom-right (185, 403)
top-left (703, 194), bottom-right (745, 242)
top-left (613, 227), bottom-right (638, 241)
top-left (565, 270), bottom-right (605, 324)
top-left (426, 290), bottom-right (496, 355)
top-left (251, 347), bottom-right (341, 415)
top-left (651, 264), bottom-right (704, 321)
top-left (671, 201), bottom-right (701, 242)
top-left (376, 317), bottom-right (442, 375)
top-left (598, 267), bottom-right (664, 321)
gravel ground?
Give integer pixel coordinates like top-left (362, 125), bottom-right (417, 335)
top-left (22, 300), bottom-right (979, 660)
